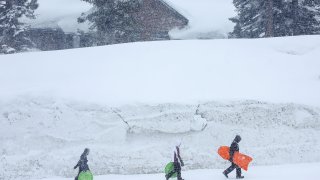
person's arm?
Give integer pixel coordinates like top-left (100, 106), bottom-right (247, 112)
top-left (74, 160), bottom-right (80, 169)
top-left (229, 143), bottom-right (238, 162)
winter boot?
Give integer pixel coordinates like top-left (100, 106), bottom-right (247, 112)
top-left (236, 176), bottom-right (244, 179)
top-left (223, 171), bottom-right (228, 178)
top-left (165, 174), bottom-right (169, 180)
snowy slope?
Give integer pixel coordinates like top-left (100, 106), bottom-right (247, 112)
top-left (1, 36), bottom-right (320, 180)
top-left (1, 36), bottom-right (320, 106)
top-left (33, 163), bottom-right (320, 180)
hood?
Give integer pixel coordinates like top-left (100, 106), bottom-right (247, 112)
top-left (234, 135), bottom-right (241, 143)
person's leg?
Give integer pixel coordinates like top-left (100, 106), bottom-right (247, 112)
top-left (75, 170), bottom-right (81, 180)
top-left (224, 163), bottom-right (236, 176)
top-left (166, 171), bottom-right (175, 180)
top-left (236, 166), bottom-right (244, 179)
top-left (177, 170), bottom-right (183, 180)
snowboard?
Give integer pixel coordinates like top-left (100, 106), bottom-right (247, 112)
top-left (218, 146), bottom-right (253, 171)
top-left (78, 171), bottom-right (93, 180)
top-left (165, 162), bottom-right (177, 178)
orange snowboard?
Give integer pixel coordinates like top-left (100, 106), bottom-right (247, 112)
top-left (218, 146), bottom-right (253, 171)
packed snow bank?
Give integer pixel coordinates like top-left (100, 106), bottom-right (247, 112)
top-left (1, 36), bottom-right (320, 107)
top-left (1, 98), bottom-right (320, 179)
top-left (33, 163), bottom-right (320, 180)
top-left (1, 36), bottom-right (320, 179)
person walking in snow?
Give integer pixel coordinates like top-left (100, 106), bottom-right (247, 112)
top-left (223, 135), bottom-right (244, 179)
top-left (166, 146), bottom-right (184, 180)
top-left (74, 148), bottom-right (91, 180)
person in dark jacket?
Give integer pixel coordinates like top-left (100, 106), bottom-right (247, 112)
top-left (223, 135), bottom-right (244, 179)
top-left (74, 148), bottom-right (90, 180)
top-left (166, 146), bottom-right (184, 180)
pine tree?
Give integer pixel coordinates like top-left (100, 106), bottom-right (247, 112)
top-left (294, 0), bottom-right (320, 35)
top-left (0, 0), bottom-right (38, 54)
top-left (229, 0), bottom-right (259, 38)
top-left (79, 0), bottom-right (142, 45)
top-left (229, 0), bottom-right (320, 38)
top-left (229, 0), bottom-right (278, 38)
top-left (266, 0), bottom-right (274, 37)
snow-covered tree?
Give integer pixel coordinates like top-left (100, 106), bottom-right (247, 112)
top-left (0, 0), bottom-right (38, 54)
top-left (79, 0), bottom-right (142, 45)
top-left (229, 0), bottom-right (320, 38)
top-left (293, 0), bottom-right (320, 35)
top-left (228, 0), bottom-right (280, 38)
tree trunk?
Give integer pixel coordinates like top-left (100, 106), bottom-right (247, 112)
top-left (292, 0), bottom-right (299, 35)
top-left (265, 0), bottom-right (274, 37)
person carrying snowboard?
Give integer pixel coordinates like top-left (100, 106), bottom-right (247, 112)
top-left (165, 146), bottom-right (184, 180)
top-left (74, 148), bottom-right (91, 180)
top-left (223, 135), bottom-right (244, 179)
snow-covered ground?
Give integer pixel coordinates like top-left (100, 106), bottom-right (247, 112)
top-left (1, 98), bottom-right (320, 179)
top-left (1, 36), bottom-right (320, 179)
top-left (1, 36), bottom-right (320, 106)
top-left (33, 163), bottom-right (320, 180)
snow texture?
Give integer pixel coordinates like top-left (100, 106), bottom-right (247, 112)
top-left (32, 163), bottom-right (320, 180)
top-left (1, 36), bottom-right (320, 179)
top-left (1, 36), bottom-right (320, 106)
top-left (0, 98), bottom-right (320, 179)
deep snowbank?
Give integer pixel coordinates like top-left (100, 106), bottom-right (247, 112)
top-left (0, 98), bottom-right (319, 179)
top-left (33, 163), bottom-right (320, 180)
top-left (1, 36), bottom-right (320, 179)
top-left (1, 36), bottom-right (320, 106)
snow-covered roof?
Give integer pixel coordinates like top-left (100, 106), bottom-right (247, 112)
top-left (22, 0), bottom-right (92, 33)
top-left (164, 0), bottom-right (236, 39)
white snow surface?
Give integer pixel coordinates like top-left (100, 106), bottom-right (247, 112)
top-left (1, 98), bottom-right (320, 180)
top-left (33, 163), bottom-right (320, 180)
top-left (1, 36), bottom-right (320, 180)
top-left (1, 36), bottom-right (320, 106)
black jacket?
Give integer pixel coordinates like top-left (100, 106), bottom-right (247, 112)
top-left (229, 135), bottom-right (241, 162)
top-left (74, 154), bottom-right (90, 173)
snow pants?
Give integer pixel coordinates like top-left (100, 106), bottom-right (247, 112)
top-left (166, 170), bottom-right (183, 180)
top-left (224, 162), bottom-right (242, 177)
